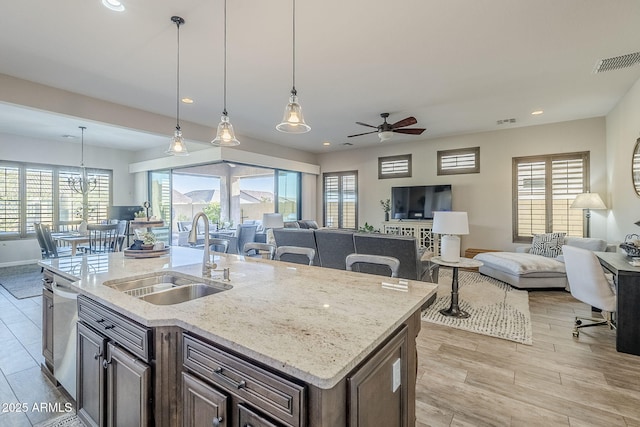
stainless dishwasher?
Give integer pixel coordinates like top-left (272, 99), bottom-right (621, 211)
top-left (52, 274), bottom-right (78, 401)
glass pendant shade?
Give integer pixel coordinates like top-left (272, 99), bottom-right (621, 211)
top-left (166, 127), bottom-right (189, 156)
top-left (276, 91), bottom-right (310, 133)
top-left (211, 113), bottom-right (240, 146)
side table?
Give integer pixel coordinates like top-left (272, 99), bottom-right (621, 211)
top-left (430, 256), bottom-right (483, 318)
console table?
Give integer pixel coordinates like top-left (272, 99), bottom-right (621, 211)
top-left (596, 251), bottom-right (640, 356)
top-left (383, 220), bottom-right (439, 255)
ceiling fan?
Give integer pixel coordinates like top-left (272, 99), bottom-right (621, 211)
top-left (348, 113), bottom-right (426, 141)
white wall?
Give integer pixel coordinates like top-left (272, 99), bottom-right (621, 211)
top-left (317, 117), bottom-right (607, 252)
top-left (0, 133), bottom-right (136, 266)
top-left (606, 77), bottom-right (640, 243)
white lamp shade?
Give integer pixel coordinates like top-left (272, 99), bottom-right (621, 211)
top-left (432, 211), bottom-right (469, 235)
top-left (262, 213), bottom-right (284, 229)
top-left (570, 193), bottom-right (606, 210)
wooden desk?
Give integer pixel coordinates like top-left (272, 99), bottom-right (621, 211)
top-left (596, 251), bottom-right (640, 356)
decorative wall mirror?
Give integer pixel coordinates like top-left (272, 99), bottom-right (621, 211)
top-left (634, 137), bottom-right (640, 197)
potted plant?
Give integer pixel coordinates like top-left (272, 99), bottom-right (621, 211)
top-left (380, 198), bottom-right (391, 221)
top-left (141, 232), bottom-right (156, 250)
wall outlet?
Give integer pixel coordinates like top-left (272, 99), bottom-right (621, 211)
top-left (392, 358), bottom-right (401, 392)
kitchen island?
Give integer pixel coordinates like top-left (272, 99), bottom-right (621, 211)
top-left (40, 246), bottom-right (437, 426)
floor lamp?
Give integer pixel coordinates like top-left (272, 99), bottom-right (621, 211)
top-left (570, 193), bottom-right (606, 238)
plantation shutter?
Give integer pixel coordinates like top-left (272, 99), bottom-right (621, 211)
top-left (25, 168), bottom-right (54, 233)
top-left (323, 171), bottom-right (358, 229)
top-left (0, 165), bottom-right (21, 236)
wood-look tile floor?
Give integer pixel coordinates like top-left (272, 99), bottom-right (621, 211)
top-left (0, 283), bottom-right (638, 426)
top-left (416, 290), bottom-right (640, 427)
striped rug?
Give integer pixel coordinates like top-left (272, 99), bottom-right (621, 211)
top-left (422, 269), bottom-right (533, 345)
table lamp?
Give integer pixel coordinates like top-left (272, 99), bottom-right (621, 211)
top-left (570, 192), bottom-right (606, 238)
top-left (432, 211), bottom-right (469, 263)
top-left (262, 213), bottom-right (284, 245)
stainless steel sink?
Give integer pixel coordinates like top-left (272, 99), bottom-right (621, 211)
top-left (103, 271), bottom-right (231, 304)
top-left (139, 283), bottom-right (223, 305)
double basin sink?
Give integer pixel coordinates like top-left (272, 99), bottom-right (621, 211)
top-left (104, 271), bottom-right (232, 305)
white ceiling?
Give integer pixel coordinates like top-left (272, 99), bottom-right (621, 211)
top-left (1, 0), bottom-right (639, 153)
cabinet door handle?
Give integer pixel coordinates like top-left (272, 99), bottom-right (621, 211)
top-left (212, 416), bottom-right (223, 426)
top-left (96, 319), bottom-right (105, 323)
top-left (213, 367), bottom-right (247, 389)
top-left (93, 350), bottom-right (103, 360)
top-left (104, 324), bottom-right (115, 330)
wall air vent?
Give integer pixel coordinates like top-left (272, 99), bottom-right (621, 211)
top-left (594, 51), bottom-right (640, 73)
top-left (496, 118), bottom-right (516, 125)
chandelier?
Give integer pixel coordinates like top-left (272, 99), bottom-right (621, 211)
top-left (68, 126), bottom-right (97, 194)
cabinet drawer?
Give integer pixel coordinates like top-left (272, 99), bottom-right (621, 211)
top-left (78, 295), bottom-right (152, 362)
top-left (183, 334), bottom-right (304, 427)
top-left (238, 404), bottom-right (280, 427)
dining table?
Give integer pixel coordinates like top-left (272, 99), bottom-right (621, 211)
top-left (52, 232), bottom-right (90, 256)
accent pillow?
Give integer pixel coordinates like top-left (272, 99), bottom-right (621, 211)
top-left (530, 232), bottom-right (565, 258)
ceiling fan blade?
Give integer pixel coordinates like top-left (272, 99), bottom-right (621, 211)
top-left (355, 121), bottom-right (379, 129)
top-left (391, 116), bottom-right (417, 129)
top-left (392, 128), bottom-right (426, 135)
top-left (347, 130), bottom-right (378, 138)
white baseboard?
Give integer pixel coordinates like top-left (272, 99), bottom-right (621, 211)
top-left (0, 259), bottom-right (41, 268)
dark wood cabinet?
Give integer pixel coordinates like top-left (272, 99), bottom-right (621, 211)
top-left (182, 372), bottom-right (228, 427)
top-left (348, 325), bottom-right (409, 427)
top-left (77, 297), bottom-right (152, 427)
top-left (238, 404), bottom-right (280, 427)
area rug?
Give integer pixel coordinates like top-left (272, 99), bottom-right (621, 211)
top-left (0, 263), bottom-right (43, 299)
top-left (422, 269), bottom-right (533, 345)
top-left (34, 413), bottom-right (84, 427)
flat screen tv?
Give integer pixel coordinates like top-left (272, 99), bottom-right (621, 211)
top-left (108, 205), bottom-right (141, 221)
top-left (391, 185), bottom-right (452, 220)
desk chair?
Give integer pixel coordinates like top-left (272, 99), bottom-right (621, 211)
top-left (86, 224), bottom-right (120, 254)
top-left (346, 253), bottom-right (400, 278)
top-left (275, 246), bottom-right (316, 266)
top-left (210, 238), bottom-right (230, 253)
top-left (562, 245), bottom-right (617, 337)
top-left (243, 242), bottom-right (276, 260)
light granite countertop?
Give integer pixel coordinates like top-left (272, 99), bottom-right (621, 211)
top-left (40, 246), bottom-right (437, 389)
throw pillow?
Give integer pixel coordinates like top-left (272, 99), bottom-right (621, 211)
top-left (530, 232), bottom-right (565, 258)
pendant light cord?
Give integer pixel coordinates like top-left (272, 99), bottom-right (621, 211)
top-left (223, 0), bottom-right (228, 115)
top-left (79, 126), bottom-right (86, 167)
top-left (292, 0), bottom-right (296, 94)
top-left (176, 18), bottom-right (181, 130)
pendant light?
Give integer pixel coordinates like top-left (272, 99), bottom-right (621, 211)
top-left (68, 126), bottom-right (97, 195)
top-left (276, 0), bottom-right (310, 133)
top-left (166, 16), bottom-right (189, 156)
top-left (211, 0), bottom-right (239, 146)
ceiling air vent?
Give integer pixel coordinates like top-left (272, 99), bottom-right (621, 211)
top-left (594, 51), bottom-right (640, 73)
top-left (496, 118), bottom-right (516, 125)
top-left (343, 142), bottom-right (353, 146)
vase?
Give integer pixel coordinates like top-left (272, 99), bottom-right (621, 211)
top-left (384, 212), bottom-right (389, 222)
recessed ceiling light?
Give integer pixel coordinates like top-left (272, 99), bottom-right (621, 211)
top-left (102, 0), bottom-right (125, 12)
top-left (322, 141), bottom-right (331, 146)
top-left (531, 110), bottom-right (544, 115)
top-left (181, 98), bottom-right (194, 104)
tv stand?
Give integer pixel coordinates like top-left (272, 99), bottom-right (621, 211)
top-left (383, 220), bottom-right (439, 255)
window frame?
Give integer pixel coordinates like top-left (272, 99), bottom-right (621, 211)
top-left (437, 147), bottom-right (480, 175)
top-left (512, 151), bottom-right (589, 243)
top-left (378, 154), bottom-right (412, 179)
top-left (323, 171), bottom-right (358, 229)
top-left (0, 160), bottom-right (112, 240)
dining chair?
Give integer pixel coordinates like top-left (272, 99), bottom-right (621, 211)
top-left (345, 253), bottom-right (400, 278)
top-left (33, 223), bottom-right (49, 259)
top-left (235, 224), bottom-right (257, 254)
top-left (40, 224), bottom-right (72, 258)
top-left (210, 238), bottom-right (230, 254)
top-left (275, 246), bottom-right (316, 266)
top-left (243, 242), bottom-right (276, 260)
top-left (562, 245), bottom-right (617, 337)
top-left (86, 224), bottom-right (120, 254)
